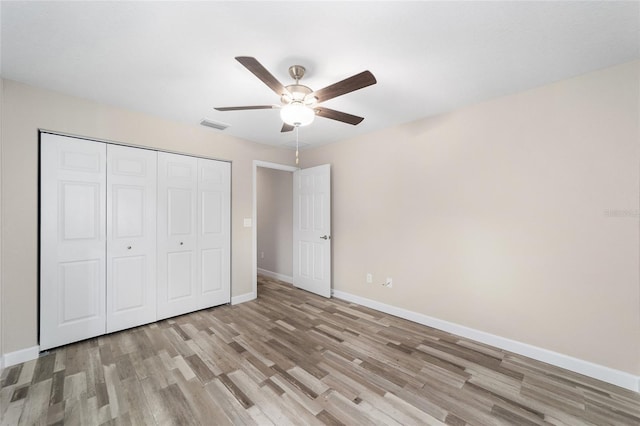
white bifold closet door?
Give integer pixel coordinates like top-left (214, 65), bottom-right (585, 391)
top-left (157, 152), bottom-right (230, 320)
top-left (40, 134), bottom-right (107, 350)
top-left (106, 144), bottom-right (157, 333)
top-left (41, 136), bottom-right (158, 348)
top-left (41, 134), bottom-right (230, 350)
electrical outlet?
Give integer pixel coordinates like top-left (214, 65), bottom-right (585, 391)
top-left (385, 277), bottom-right (393, 288)
top-left (260, 251), bottom-right (264, 259)
top-left (366, 273), bottom-right (373, 284)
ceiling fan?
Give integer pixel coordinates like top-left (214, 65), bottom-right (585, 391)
top-left (214, 57), bottom-right (377, 132)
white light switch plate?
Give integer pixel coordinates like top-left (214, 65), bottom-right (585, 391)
top-left (243, 218), bottom-right (252, 227)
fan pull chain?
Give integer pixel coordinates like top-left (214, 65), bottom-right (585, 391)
top-left (295, 126), bottom-right (299, 166)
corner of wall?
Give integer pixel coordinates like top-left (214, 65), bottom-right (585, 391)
top-left (231, 292), bottom-right (256, 305)
top-left (257, 268), bottom-right (293, 284)
top-left (3, 345), bottom-right (39, 369)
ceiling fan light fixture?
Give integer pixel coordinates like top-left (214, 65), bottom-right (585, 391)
top-left (280, 102), bottom-right (315, 127)
top-left (303, 94), bottom-right (318, 106)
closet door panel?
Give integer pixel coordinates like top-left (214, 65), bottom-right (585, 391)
top-left (111, 256), bottom-right (145, 309)
top-left (106, 145), bottom-right (157, 333)
top-left (201, 248), bottom-right (222, 293)
top-left (167, 252), bottom-right (194, 298)
top-left (40, 134), bottom-right (107, 350)
top-left (197, 159), bottom-right (231, 308)
top-left (157, 152), bottom-right (198, 319)
top-left (58, 260), bottom-right (102, 321)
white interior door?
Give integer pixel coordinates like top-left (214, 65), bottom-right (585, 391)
top-left (196, 158), bottom-right (231, 309)
top-left (106, 144), bottom-right (157, 333)
top-left (40, 134), bottom-right (107, 350)
top-left (293, 164), bottom-right (331, 298)
top-left (157, 152), bottom-right (198, 319)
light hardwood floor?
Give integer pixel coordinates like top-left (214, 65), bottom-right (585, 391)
top-left (2, 275), bottom-right (639, 425)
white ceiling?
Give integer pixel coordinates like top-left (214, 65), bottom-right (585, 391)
top-left (2, 1), bottom-right (638, 149)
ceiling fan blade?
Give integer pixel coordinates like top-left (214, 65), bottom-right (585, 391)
top-left (315, 107), bottom-right (364, 125)
top-left (281, 123), bottom-right (295, 133)
top-left (311, 71), bottom-right (376, 103)
top-left (214, 105), bottom-right (277, 111)
top-left (236, 56), bottom-right (290, 97)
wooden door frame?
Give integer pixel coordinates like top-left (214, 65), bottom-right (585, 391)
top-left (250, 161), bottom-right (298, 301)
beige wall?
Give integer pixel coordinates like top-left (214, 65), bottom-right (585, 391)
top-left (302, 61), bottom-right (640, 375)
top-left (0, 79), bottom-right (296, 354)
top-left (257, 167), bottom-right (293, 277)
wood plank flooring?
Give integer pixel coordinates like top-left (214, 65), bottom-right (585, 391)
top-left (2, 275), bottom-right (639, 425)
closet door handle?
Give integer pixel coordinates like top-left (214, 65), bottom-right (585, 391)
top-left (127, 246), bottom-right (132, 250)
top-left (179, 242), bottom-right (184, 245)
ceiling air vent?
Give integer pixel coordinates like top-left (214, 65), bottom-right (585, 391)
top-left (200, 118), bottom-right (230, 131)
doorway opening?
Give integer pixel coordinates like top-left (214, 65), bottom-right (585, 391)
top-left (252, 161), bottom-right (297, 299)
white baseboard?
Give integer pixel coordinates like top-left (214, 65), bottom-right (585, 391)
top-left (3, 345), bottom-right (40, 368)
top-left (232, 292), bottom-right (256, 305)
top-left (257, 268), bottom-right (293, 284)
top-left (332, 289), bottom-right (640, 393)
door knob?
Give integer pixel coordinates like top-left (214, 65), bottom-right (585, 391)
top-left (320, 235), bottom-right (330, 240)
top-left (127, 246), bottom-right (132, 250)
top-left (180, 242), bottom-right (184, 245)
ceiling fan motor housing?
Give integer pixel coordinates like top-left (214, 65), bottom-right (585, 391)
top-left (281, 84), bottom-right (316, 106)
